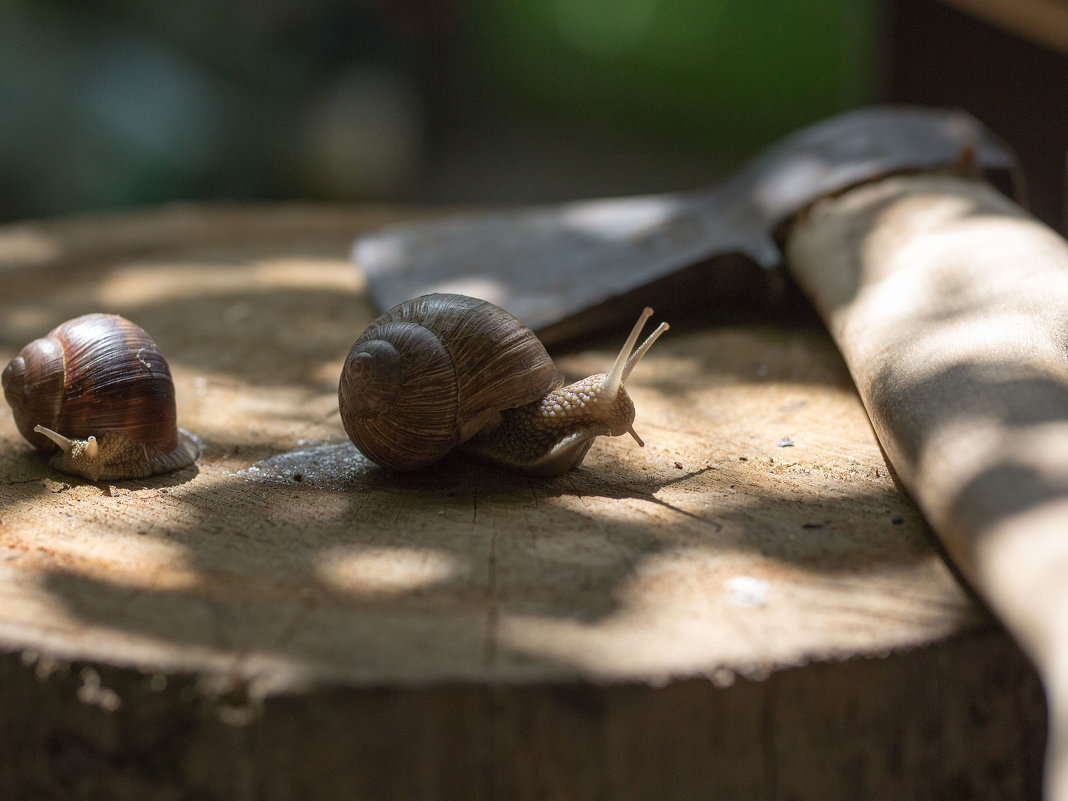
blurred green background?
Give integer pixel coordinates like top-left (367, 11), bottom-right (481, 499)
top-left (0, 0), bottom-right (878, 222)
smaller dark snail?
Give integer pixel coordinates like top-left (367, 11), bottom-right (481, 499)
top-left (339, 293), bottom-right (668, 476)
top-left (2, 313), bottom-right (199, 481)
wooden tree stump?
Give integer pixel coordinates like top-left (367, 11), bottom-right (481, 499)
top-left (0, 205), bottom-right (1046, 799)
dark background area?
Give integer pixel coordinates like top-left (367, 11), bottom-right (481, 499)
top-left (0, 0), bottom-right (1064, 229)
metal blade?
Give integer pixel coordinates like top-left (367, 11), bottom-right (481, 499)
top-left (356, 106), bottom-right (1017, 344)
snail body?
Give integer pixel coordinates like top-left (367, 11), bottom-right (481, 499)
top-left (2, 313), bottom-right (199, 481)
top-left (339, 293), bottom-right (668, 475)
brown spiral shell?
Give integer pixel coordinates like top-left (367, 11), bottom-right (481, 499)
top-left (339, 294), bottom-right (563, 470)
top-left (2, 313), bottom-right (197, 479)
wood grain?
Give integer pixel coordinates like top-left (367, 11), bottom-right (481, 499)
top-left (0, 204), bottom-right (1043, 799)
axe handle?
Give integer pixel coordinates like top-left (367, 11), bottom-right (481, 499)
top-left (786, 173), bottom-right (1068, 799)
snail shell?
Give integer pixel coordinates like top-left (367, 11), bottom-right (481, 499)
top-left (339, 294), bottom-right (564, 470)
top-left (2, 313), bottom-right (199, 481)
top-left (339, 293), bottom-right (668, 475)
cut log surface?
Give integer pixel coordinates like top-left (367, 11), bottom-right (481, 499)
top-left (0, 205), bottom-right (1045, 799)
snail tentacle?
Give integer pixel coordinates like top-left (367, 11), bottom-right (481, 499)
top-left (462, 306), bottom-right (668, 475)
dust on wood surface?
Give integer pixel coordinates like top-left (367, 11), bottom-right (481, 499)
top-left (0, 204), bottom-right (984, 693)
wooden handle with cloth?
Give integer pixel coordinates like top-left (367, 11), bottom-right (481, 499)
top-left (786, 173), bottom-right (1068, 800)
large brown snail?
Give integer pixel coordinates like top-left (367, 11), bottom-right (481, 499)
top-left (2, 313), bottom-right (199, 481)
top-left (338, 293), bottom-right (668, 475)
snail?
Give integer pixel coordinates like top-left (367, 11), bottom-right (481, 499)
top-left (338, 293), bottom-right (668, 475)
top-left (2, 313), bottom-right (199, 481)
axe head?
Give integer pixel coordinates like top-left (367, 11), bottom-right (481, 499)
top-left (355, 107), bottom-right (1018, 345)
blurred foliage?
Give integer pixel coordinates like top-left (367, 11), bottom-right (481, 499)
top-left (0, 0), bottom-right (876, 222)
top-left (472, 0), bottom-right (875, 144)
top-left (0, 0), bottom-right (414, 219)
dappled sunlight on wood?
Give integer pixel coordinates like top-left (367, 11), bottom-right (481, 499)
top-left (93, 256), bottom-right (360, 309)
top-left (0, 203), bottom-right (983, 692)
top-left (0, 226), bottom-right (62, 269)
top-left (315, 546), bottom-right (463, 596)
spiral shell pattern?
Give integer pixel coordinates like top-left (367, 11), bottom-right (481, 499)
top-left (339, 294), bottom-right (563, 470)
top-left (3, 313), bottom-right (180, 454)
